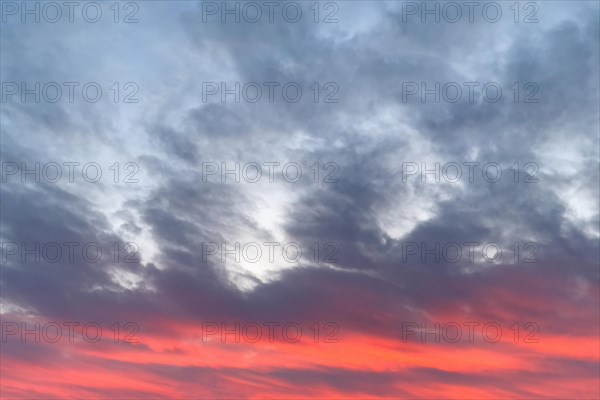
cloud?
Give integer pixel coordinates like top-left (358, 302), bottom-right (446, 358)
top-left (1, 1), bottom-right (598, 397)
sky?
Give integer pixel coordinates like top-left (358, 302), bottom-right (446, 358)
top-left (0, 0), bottom-right (599, 398)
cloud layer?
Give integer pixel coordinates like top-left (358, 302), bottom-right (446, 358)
top-left (1, 1), bottom-right (599, 398)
